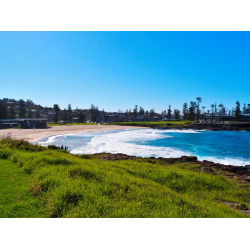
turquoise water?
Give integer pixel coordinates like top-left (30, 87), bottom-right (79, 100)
top-left (37, 129), bottom-right (250, 166)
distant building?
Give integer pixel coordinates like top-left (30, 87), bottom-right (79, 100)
top-left (96, 114), bottom-right (121, 123)
top-left (0, 118), bottom-right (47, 129)
top-left (239, 114), bottom-right (250, 122)
top-left (204, 113), bottom-right (250, 122)
top-left (72, 117), bottom-right (79, 123)
top-left (128, 117), bottom-right (159, 122)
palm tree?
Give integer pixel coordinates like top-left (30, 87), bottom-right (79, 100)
top-left (218, 103), bottom-right (224, 121)
top-left (247, 104), bottom-right (250, 114)
top-left (196, 97), bottom-right (202, 106)
top-left (235, 101), bottom-right (240, 121)
top-left (202, 106), bottom-right (206, 113)
top-left (182, 103), bottom-right (188, 119)
top-left (211, 104), bottom-right (215, 123)
top-left (196, 97), bottom-right (202, 120)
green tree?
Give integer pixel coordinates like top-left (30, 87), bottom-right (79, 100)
top-left (36, 109), bottom-right (40, 118)
top-left (235, 101), bottom-right (241, 121)
top-left (247, 104), bottom-right (250, 114)
top-left (0, 101), bottom-right (8, 119)
top-left (19, 99), bottom-right (26, 118)
top-left (78, 112), bottom-right (85, 122)
top-left (90, 104), bottom-right (97, 122)
top-left (210, 104), bottom-right (215, 122)
top-left (202, 106), bottom-right (206, 113)
top-left (133, 105), bottom-right (138, 118)
top-left (167, 105), bottom-right (172, 120)
top-left (243, 103), bottom-right (246, 114)
top-left (54, 104), bottom-right (60, 123)
top-left (196, 97), bottom-right (202, 120)
top-left (9, 103), bottom-right (16, 119)
top-left (231, 108), bottom-right (235, 117)
top-left (149, 109), bottom-right (155, 118)
top-left (174, 109), bottom-right (180, 119)
top-left (182, 103), bottom-right (188, 120)
top-left (188, 102), bottom-right (195, 123)
top-left (139, 106), bottom-right (144, 116)
top-left (63, 108), bottom-right (68, 122)
top-left (95, 106), bottom-right (99, 118)
top-left (68, 104), bottom-right (72, 123)
top-left (28, 108), bottom-right (33, 118)
top-left (218, 103), bottom-right (224, 121)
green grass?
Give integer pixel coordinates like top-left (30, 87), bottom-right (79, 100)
top-left (47, 123), bottom-right (98, 126)
top-left (0, 159), bottom-right (46, 217)
top-left (0, 139), bottom-right (249, 218)
top-left (112, 120), bottom-right (190, 127)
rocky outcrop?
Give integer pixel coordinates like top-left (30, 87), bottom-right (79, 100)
top-left (92, 153), bottom-right (250, 183)
top-left (93, 153), bottom-right (137, 161)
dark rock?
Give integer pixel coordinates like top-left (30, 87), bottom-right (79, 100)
top-left (245, 176), bottom-right (250, 182)
top-left (181, 156), bottom-right (197, 162)
top-left (90, 152), bottom-right (250, 183)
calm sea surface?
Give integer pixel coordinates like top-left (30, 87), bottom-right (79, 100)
top-left (37, 129), bottom-right (250, 166)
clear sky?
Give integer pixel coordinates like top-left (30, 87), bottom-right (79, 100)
top-left (0, 32), bottom-right (249, 112)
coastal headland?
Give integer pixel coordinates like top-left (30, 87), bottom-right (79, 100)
top-left (0, 125), bottom-right (146, 143)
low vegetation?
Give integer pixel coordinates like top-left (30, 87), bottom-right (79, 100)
top-left (0, 139), bottom-right (250, 218)
top-left (112, 120), bottom-right (189, 127)
top-left (47, 123), bottom-right (97, 126)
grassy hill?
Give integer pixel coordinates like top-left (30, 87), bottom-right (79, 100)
top-left (0, 139), bottom-right (250, 218)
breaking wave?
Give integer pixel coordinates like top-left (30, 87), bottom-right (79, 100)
top-left (37, 129), bottom-right (250, 166)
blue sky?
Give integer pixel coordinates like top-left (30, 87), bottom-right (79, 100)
top-left (0, 32), bottom-right (249, 112)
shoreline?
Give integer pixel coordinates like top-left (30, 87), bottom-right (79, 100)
top-left (0, 125), bottom-right (146, 143)
top-left (113, 122), bottom-right (250, 131)
top-left (1, 125), bottom-right (249, 168)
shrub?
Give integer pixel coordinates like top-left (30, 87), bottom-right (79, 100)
top-left (0, 148), bottom-right (12, 159)
top-left (47, 145), bottom-right (60, 150)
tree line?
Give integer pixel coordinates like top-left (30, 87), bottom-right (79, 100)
top-left (53, 104), bottom-right (101, 123)
top-left (181, 98), bottom-right (249, 122)
top-left (1, 98), bottom-right (250, 122)
top-left (0, 99), bottom-right (40, 119)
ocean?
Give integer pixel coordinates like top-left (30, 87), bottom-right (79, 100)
top-left (37, 129), bottom-right (250, 166)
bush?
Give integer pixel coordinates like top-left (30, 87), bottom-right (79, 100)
top-left (0, 139), bottom-right (45, 152)
top-left (47, 145), bottom-right (60, 150)
top-left (0, 148), bottom-right (12, 159)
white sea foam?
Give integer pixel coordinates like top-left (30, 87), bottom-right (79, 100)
top-left (39, 134), bottom-right (65, 144)
top-left (71, 129), bottom-right (188, 157)
top-left (160, 129), bottom-right (201, 133)
top-left (38, 132), bottom-right (92, 144)
top-left (198, 156), bottom-right (250, 167)
top-left (38, 129), bottom-right (249, 166)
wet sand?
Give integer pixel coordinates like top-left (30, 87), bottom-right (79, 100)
top-left (0, 125), bottom-right (146, 143)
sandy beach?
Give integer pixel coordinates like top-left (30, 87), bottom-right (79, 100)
top-left (0, 125), bottom-right (146, 143)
